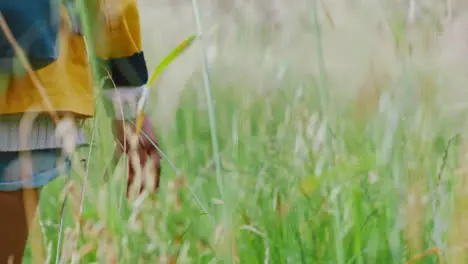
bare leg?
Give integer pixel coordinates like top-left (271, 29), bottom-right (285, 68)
top-left (0, 188), bottom-right (40, 264)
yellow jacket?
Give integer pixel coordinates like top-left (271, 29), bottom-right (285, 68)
top-left (0, 0), bottom-right (148, 118)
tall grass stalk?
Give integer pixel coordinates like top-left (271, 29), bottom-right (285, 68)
top-left (52, 0), bottom-right (103, 262)
top-left (190, 0), bottom-right (224, 202)
top-left (190, 0), bottom-right (234, 262)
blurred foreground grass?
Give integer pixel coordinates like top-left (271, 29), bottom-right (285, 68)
top-left (33, 77), bottom-right (461, 263)
top-left (24, 0), bottom-right (468, 263)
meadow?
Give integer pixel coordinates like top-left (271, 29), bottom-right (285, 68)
top-left (27, 0), bottom-right (468, 263)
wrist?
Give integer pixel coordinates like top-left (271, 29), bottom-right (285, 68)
top-left (101, 85), bottom-right (149, 120)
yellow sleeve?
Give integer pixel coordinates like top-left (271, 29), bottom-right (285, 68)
top-left (90, 0), bottom-right (149, 88)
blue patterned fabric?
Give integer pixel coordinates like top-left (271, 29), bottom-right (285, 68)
top-left (0, 149), bottom-right (70, 191)
top-left (0, 0), bottom-right (61, 73)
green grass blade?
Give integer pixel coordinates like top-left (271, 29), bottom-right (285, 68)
top-left (148, 35), bottom-right (197, 87)
top-left (136, 35), bottom-right (196, 135)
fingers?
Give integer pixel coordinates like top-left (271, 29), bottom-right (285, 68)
top-left (112, 116), bottom-right (161, 195)
top-left (113, 118), bottom-right (158, 151)
top-left (126, 147), bottom-right (161, 194)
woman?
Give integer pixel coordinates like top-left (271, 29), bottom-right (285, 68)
top-left (0, 0), bottom-right (161, 262)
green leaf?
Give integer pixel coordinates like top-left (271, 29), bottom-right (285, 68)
top-left (136, 35), bottom-right (197, 134)
top-left (147, 35), bottom-right (197, 87)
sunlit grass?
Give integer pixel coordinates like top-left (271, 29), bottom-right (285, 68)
top-left (23, 0), bottom-right (468, 263)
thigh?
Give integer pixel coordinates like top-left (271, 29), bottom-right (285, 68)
top-left (0, 189), bottom-right (41, 264)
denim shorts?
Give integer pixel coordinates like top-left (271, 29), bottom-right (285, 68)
top-left (0, 149), bottom-right (71, 191)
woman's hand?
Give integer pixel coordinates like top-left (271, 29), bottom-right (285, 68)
top-left (102, 85), bottom-right (161, 196)
top-left (112, 114), bottom-right (161, 196)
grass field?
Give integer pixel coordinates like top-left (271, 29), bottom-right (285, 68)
top-left (24, 0), bottom-right (468, 263)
